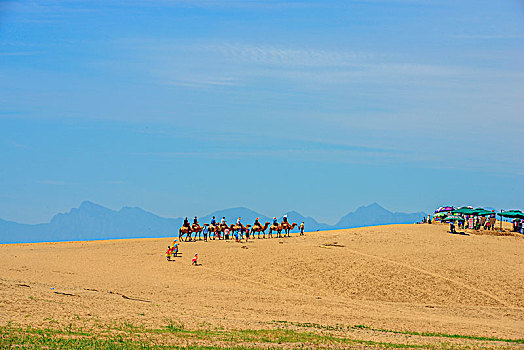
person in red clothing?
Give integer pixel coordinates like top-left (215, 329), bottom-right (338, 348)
top-left (192, 253), bottom-right (198, 265)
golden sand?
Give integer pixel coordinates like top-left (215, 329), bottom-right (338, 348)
top-left (1, 223), bottom-right (523, 340)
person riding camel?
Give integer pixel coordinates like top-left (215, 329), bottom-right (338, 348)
top-left (193, 216), bottom-right (199, 226)
top-left (236, 217), bottom-right (244, 230)
top-left (183, 217), bottom-right (190, 228)
top-left (273, 217), bottom-right (278, 226)
top-left (283, 215), bottom-right (288, 224)
top-left (211, 216), bottom-right (216, 225)
top-left (253, 217), bottom-right (262, 228)
top-left (221, 217), bottom-right (226, 225)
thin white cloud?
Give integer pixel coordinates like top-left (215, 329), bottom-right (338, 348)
top-left (37, 180), bottom-right (68, 185)
top-left (450, 34), bottom-right (524, 40)
top-left (103, 180), bottom-right (127, 185)
top-left (195, 42), bottom-right (376, 67)
top-left (166, 77), bottom-right (242, 88)
top-left (5, 140), bottom-right (31, 149)
top-left (0, 52), bottom-right (37, 56)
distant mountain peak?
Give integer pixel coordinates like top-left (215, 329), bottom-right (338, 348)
top-left (355, 202), bottom-right (389, 213)
top-left (120, 206), bottom-right (146, 213)
top-left (79, 201), bottom-right (107, 210)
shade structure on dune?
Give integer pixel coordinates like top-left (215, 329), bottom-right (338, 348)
top-left (498, 210), bottom-right (524, 219)
top-left (442, 215), bottom-right (465, 222)
top-left (451, 207), bottom-right (491, 216)
top-left (451, 208), bottom-right (476, 215)
top-left (475, 209), bottom-right (495, 216)
top-left (435, 206), bottom-right (454, 213)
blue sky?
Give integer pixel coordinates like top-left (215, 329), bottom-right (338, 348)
top-left (1, 0), bottom-right (523, 224)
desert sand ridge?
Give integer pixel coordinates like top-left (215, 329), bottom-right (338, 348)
top-left (1, 223), bottom-right (523, 344)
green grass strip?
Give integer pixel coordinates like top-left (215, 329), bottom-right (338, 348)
top-left (285, 321), bottom-right (524, 344)
top-left (0, 324), bottom-right (435, 349)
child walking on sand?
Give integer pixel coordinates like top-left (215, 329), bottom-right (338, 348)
top-left (192, 253), bottom-right (198, 265)
top-left (299, 222), bottom-right (305, 235)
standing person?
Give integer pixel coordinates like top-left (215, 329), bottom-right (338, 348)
top-left (299, 222), bottom-right (305, 235)
top-left (173, 241), bottom-right (179, 257)
top-left (203, 226), bottom-right (208, 241)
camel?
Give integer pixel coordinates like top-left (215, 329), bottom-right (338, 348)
top-left (191, 223), bottom-right (204, 240)
top-left (281, 222), bottom-right (297, 236)
top-left (178, 226), bottom-right (192, 241)
top-left (268, 223), bottom-right (283, 238)
top-left (230, 223), bottom-right (246, 240)
top-left (218, 223), bottom-right (229, 239)
top-left (250, 222), bottom-right (270, 238)
top-left (203, 223), bottom-right (220, 240)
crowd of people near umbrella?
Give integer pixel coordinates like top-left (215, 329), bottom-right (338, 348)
top-left (428, 206), bottom-right (524, 234)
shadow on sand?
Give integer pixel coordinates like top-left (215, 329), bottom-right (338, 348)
top-left (449, 231), bottom-right (469, 236)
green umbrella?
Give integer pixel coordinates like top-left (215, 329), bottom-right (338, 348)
top-left (451, 208), bottom-right (476, 215)
top-left (476, 210), bottom-right (495, 216)
top-left (443, 215), bottom-right (465, 222)
top-left (434, 212), bottom-right (447, 218)
top-left (499, 210), bottom-right (524, 219)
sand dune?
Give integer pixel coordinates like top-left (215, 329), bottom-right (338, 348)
top-left (1, 223), bottom-right (523, 346)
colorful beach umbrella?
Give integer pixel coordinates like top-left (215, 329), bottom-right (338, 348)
top-left (451, 207), bottom-right (476, 215)
top-left (475, 210), bottom-right (495, 216)
top-left (442, 215), bottom-right (465, 222)
top-left (499, 210), bottom-right (524, 219)
top-left (435, 206), bottom-right (454, 213)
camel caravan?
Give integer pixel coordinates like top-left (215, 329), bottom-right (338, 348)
top-left (179, 215), bottom-right (303, 242)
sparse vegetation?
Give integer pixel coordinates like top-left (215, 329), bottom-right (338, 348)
top-left (280, 321), bottom-right (524, 344)
top-left (1, 321), bottom-right (522, 349)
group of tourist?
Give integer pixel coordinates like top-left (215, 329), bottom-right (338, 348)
top-left (179, 214), bottom-right (306, 242)
top-left (165, 215), bottom-right (307, 263)
top-left (512, 219), bottom-right (524, 234)
top-left (430, 206), bottom-right (523, 235)
top-left (164, 239), bottom-right (200, 264)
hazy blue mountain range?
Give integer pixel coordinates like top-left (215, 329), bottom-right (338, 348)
top-left (0, 201), bottom-right (425, 244)
top-left (335, 202), bottom-right (427, 229)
